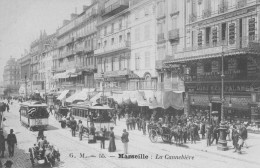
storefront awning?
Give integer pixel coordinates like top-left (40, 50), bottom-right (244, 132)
top-left (148, 91), bottom-right (184, 110)
top-left (57, 90), bottom-right (69, 100)
top-left (66, 88), bottom-right (96, 103)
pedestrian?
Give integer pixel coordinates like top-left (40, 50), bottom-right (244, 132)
top-left (37, 128), bottom-right (44, 141)
top-left (78, 120), bottom-right (84, 141)
top-left (182, 124), bottom-right (188, 143)
top-left (113, 115), bottom-right (117, 126)
top-left (129, 116), bottom-right (133, 130)
top-left (206, 123), bottom-right (213, 146)
top-left (88, 123), bottom-right (96, 143)
top-left (211, 125), bottom-right (219, 145)
top-left (100, 128), bottom-right (105, 149)
top-left (108, 127), bottom-right (116, 152)
top-left (136, 115), bottom-right (141, 131)
top-left (190, 123), bottom-right (196, 144)
top-left (4, 160), bottom-right (13, 168)
top-left (126, 117), bottom-right (130, 131)
top-left (6, 129), bottom-right (17, 157)
top-left (142, 118), bottom-right (146, 135)
top-left (0, 129), bottom-right (5, 158)
top-left (232, 125), bottom-right (238, 149)
top-left (200, 122), bottom-right (205, 139)
top-left (121, 129), bottom-right (129, 154)
top-left (70, 117), bottom-right (77, 137)
top-left (6, 104), bottom-right (9, 112)
top-left (132, 116), bottom-right (136, 130)
top-left (240, 123), bottom-right (248, 148)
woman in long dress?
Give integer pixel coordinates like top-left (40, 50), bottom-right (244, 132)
top-left (108, 127), bottom-right (116, 152)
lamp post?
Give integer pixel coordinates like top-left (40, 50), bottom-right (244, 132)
top-left (25, 73), bottom-right (27, 100)
top-left (217, 47), bottom-right (228, 151)
top-left (101, 71), bottom-right (105, 105)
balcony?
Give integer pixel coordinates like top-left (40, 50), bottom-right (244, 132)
top-left (59, 50), bottom-right (75, 58)
top-left (202, 9), bottom-right (211, 19)
top-left (189, 14), bottom-right (197, 23)
top-left (168, 29), bottom-right (179, 42)
top-left (75, 46), bottom-right (84, 54)
top-left (66, 37), bottom-right (75, 45)
top-left (94, 69), bottom-right (131, 79)
top-left (218, 3), bottom-right (228, 14)
top-left (157, 33), bottom-right (165, 42)
top-left (101, 0), bottom-right (129, 17)
top-left (84, 45), bottom-right (94, 53)
top-left (129, 0), bottom-right (145, 7)
top-left (236, 0), bottom-right (247, 9)
top-left (94, 41), bottom-right (130, 56)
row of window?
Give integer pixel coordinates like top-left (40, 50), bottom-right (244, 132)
top-left (189, 18), bottom-right (256, 47)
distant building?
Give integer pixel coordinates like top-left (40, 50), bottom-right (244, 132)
top-left (30, 31), bottom-right (55, 94)
top-left (3, 57), bottom-right (20, 96)
top-left (17, 51), bottom-right (31, 97)
top-left (54, 0), bottom-right (99, 92)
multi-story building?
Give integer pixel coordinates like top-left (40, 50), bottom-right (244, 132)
top-left (164, 0), bottom-right (260, 123)
top-left (94, 0), bottom-right (132, 91)
top-left (18, 51), bottom-right (32, 96)
top-left (30, 31), bottom-right (54, 93)
top-left (155, 0), bottom-right (186, 91)
top-left (3, 57), bottom-right (20, 96)
top-left (40, 34), bottom-right (57, 92)
top-left (128, 0), bottom-right (157, 90)
top-left (54, 0), bottom-right (99, 92)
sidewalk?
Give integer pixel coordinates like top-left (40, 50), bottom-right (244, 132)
top-left (113, 118), bottom-right (260, 165)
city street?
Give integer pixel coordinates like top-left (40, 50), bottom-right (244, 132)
top-left (0, 101), bottom-right (260, 168)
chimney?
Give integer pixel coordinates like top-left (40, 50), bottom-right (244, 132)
top-left (83, 5), bottom-right (89, 11)
top-left (70, 13), bottom-right (78, 20)
top-left (63, 20), bottom-right (70, 26)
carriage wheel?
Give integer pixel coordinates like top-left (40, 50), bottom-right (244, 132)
top-left (162, 135), bottom-right (172, 143)
top-left (149, 129), bottom-right (158, 143)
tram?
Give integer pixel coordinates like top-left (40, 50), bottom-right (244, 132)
top-left (19, 101), bottom-right (49, 131)
top-left (69, 102), bottom-right (114, 139)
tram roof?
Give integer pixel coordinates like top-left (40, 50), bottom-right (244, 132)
top-left (20, 101), bottom-right (47, 107)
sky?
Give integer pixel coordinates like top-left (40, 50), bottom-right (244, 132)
top-left (0, 0), bottom-right (91, 82)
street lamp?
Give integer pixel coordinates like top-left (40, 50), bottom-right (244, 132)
top-left (101, 71), bottom-right (105, 105)
top-left (25, 73), bottom-right (27, 100)
top-left (217, 46), bottom-right (228, 151)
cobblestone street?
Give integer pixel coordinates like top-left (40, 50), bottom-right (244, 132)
top-left (0, 102), bottom-right (260, 168)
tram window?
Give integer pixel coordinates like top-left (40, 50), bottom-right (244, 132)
top-left (84, 110), bottom-right (88, 118)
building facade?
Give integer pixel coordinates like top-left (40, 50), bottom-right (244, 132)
top-left (3, 57), bottom-right (20, 96)
top-left (94, 0), bottom-right (132, 92)
top-left (128, 0), bottom-right (158, 90)
top-left (40, 34), bottom-right (57, 93)
top-left (18, 51), bottom-right (32, 97)
top-left (164, 0), bottom-right (260, 124)
top-left (54, 0), bottom-right (99, 92)
top-left (30, 31), bottom-right (55, 93)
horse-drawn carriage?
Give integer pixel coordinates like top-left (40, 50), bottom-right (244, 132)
top-left (28, 138), bottom-right (60, 167)
top-left (148, 123), bottom-right (184, 145)
top-left (148, 123), bottom-right (172, 143)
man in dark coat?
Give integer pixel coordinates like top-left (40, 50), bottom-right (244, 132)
top-left (70, 117), bottom-right (77, 137)
top-left (211, 125), bottom-right (219, 144)
top-left (142, 118), bottom-right (146, 135)
top-left (206, 123), bottom-right (213, 146)
top-left (190, 123), bottom-right (196, 144)
top-left (0, 129), bottom-right (5, 157)
top-left (6, 129), bottom-right (17, 157)
top-left (121, 129), bottom-right (129, 154)
top-left (240, 123), bottom-right (248, 148)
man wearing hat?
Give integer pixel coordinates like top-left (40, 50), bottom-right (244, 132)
top-left (121, 129), bottom-right (129, 154)
top-left (0, 129), bottom-right (5, 157)
top-left (6, 129), bottom-right (17, 157)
